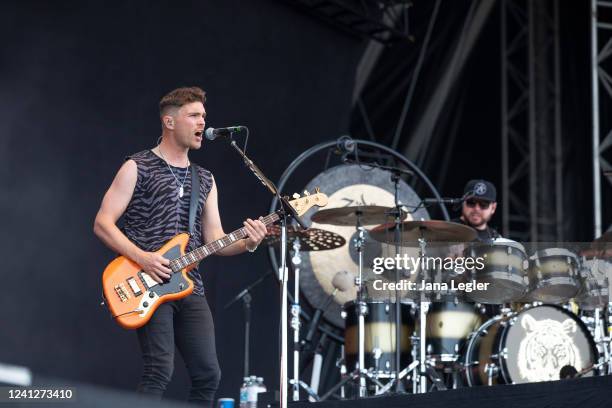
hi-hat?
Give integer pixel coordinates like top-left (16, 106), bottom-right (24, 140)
top-left (263, 225), bottom-right (346, 251)
top-left (311, 205), bottom-right (406, 226)
top-left (369, 220), bottom-right (477, 245)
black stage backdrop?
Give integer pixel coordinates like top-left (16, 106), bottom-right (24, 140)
top-left (0, 0), bottom-right (363, 401)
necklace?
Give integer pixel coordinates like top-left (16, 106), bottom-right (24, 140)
top-left (158, 146), bottom-right (190, 198)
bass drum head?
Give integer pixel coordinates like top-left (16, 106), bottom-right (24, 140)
top-left (502, 305), bottom-right (597, 383)
top-left (299, 164), bottom-right (430, 328)
top-left (466, 305), bottom-right (597, 385)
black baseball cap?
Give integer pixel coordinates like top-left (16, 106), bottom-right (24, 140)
top-left (463, 179), bottom-right (497, 202)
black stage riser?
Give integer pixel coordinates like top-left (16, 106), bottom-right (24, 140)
top-left (286, 375), bottom-right (612, 408)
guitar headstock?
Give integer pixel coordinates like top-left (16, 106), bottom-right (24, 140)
top-left (287, 188), bottom-right (328, 216)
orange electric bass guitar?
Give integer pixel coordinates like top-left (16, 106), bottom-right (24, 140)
top-left (102, 190), bottom-right (328, 329)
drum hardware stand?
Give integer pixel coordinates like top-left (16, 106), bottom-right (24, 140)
top-left (354, 213), bottom-right (368, 397)
top-left (593, 306), bottom-right (611, 373)
top-left (376, 229), bottom-right (439, 394)
top-left (608, 302), bottom-right (612, 374)
top-left (288, 238), bottom-right (320, 401)
top-left (319, 366), bottom-right (386, 401)
top-left (416, 233), bottom-right (435, 393)
top-left (319, 213), bottom-right (380, 400)
top-left (338, 345), bottom-right (347, 399)
top-left (485, 363), bottom-right (498, 386)
top-left (389, 170), bottom-right (405, 393)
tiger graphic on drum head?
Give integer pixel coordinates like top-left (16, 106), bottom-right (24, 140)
top-left (517, 314), bottom-right (582, 382)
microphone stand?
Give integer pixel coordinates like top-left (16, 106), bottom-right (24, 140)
top-left (226, 134), bottom-right (306, 408)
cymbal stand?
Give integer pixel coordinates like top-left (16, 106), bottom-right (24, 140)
top-left (289, 238), bottom-right (319, 401)
top-left (319, 212), bottom-right (381, 400)
top-left (390, 171), bottom-right (404, 393)
top-left (376, 226), bottom-right (440, 394)
top-left (417, 233), bottom-right (429, 393)
top-left (354, 211), bottom-right (368, 397)
top-left (290, 238), bottom-right (302, 401)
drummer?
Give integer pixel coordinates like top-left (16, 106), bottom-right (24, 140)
top-left (452, 179), bottom-right (501, 241)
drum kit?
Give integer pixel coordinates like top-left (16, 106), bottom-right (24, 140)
top-left (265, 204), bottom-right (612, 398)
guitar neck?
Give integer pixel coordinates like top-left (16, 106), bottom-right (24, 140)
top-left (169, 212), bottom-right (280, 271)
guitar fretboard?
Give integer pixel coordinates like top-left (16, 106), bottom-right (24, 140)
top-left (169, 212), bottom-right (280, 272)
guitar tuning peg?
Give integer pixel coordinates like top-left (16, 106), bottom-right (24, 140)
top-left (292, 193), bottom-right (301, 199)
top-left (303, 190), bottom-right (310, 196)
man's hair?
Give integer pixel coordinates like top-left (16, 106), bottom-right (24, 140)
top-left (159, 86), bottom-right (206, 116)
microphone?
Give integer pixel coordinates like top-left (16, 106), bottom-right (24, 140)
top-left (335, 135), bottom-right (355, 155)
top-left (205, 126), bottom-right (246, 140)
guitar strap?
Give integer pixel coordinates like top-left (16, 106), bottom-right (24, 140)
top-left (189, 163), bottom-right (199, 235)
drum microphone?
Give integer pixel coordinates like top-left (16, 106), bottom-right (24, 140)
top-left (301, 271), bottom-right (352, 350)
top-left (335, 135), bottom-right (356, 155)
top-left (205, 126), bottom-right (246, 140)
top-left (423, 192), bottom-right (471, 210)
top-left (422, 197), bottom-right (464, 204)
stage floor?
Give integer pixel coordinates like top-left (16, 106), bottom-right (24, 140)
top-left (286, 375), bottom-right (612, 408)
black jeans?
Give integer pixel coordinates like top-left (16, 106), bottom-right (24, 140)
top-left (136, 293), bottom-right (221, 406)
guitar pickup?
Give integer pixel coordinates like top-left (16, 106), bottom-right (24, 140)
top-left (114, 283), bottom-right (130, 303)
top-left (126, 277), bottom-right (142, 296)
top-left (138, 272), bottom-right (158, 289)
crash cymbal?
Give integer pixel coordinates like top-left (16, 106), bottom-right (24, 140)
top-left (369, 220), bottom-right (477, 245)
top-left (580, 247), bottom-right (612, 259)
top-left (263, 225), bottom-right (346, 251)
top-left (593, 230), bottom-right (612, 244)
top-left (310, 205), bottom-right (406, 226)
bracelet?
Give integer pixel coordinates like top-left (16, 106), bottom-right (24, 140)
top-left (246, 242), bottom-right (258, 253)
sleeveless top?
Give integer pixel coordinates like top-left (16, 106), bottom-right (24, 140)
top-left (122, 149), bottom-right (214, 296)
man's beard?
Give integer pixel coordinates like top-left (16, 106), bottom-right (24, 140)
top-left (465, 212), bottom-right (490, 229)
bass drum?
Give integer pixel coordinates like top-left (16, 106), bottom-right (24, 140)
top-left (464, 304), bottom-right (597, 385)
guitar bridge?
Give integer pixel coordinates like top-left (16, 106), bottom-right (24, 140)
top-left (114, 283), bottom-right (130, 303)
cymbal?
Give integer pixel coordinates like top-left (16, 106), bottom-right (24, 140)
top-left (594, 230), bottom-right (612, 244)
top-left (263, 225), bottom-right (346, 251)
top-left (310, 205), bottom-right (406, 226)
top-left (581, 247), bottom-right (612, 259)
top-left (369, 220), bottom-right (477, 245)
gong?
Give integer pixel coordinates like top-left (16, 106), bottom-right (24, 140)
top-left (298, 164), bottom-right (430, 328)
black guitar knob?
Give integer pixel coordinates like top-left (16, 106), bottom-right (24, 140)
top-left (143, 301), bottom-right (149, 308)
top-left (149, 292), bottom-right (155, 298)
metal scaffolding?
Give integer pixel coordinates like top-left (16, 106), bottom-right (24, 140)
top-left (500, 0), bottom-right (563, 241)
top-left (591, 0), bottom-right (612, 238)
top-left (281, 0), bottom-right (413, 44)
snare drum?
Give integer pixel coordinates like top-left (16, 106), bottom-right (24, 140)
top-left (464, 238), bottom-right (528, 304)
top-left (463, 304), bottom-right (597, 385)
top-left (344, 301), bottom-right (414, 374)
top-left (526, 249), bottom-right (581, 303)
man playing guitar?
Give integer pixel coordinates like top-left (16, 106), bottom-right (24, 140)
top-left (94, 86), bottom-right (267, 406)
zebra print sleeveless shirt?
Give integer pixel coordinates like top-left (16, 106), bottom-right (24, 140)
top-left (122, 149), bottom-right (213, 296)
